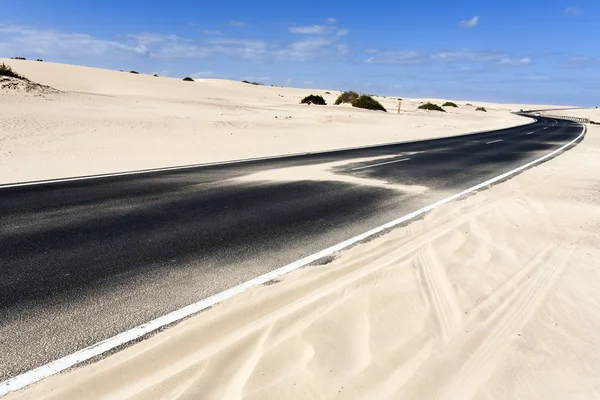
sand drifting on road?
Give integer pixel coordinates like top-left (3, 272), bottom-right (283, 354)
top-left (7, 125), bottom-right (600, 399)
top-left (0, 58), bottom-right (544, 184)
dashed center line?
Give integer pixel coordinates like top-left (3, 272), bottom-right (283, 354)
top-left (544, 127), bottom-right (548, 130)
top-left (486, 139), bottom-right (503, 145)
top-left (352, 157), bottom-right (411, 171)
top-left (526, 132), bottom-right (534, 135)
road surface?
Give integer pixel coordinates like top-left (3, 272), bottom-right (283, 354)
top-left (0, 115), bottom-right (584, 381)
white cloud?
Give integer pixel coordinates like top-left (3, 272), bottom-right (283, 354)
top-left (303, 80), bottom-right (314, 85)
top-left (565, 56), bottom-right (600, 67)
top-left (200, 29), bottom-right (222, 35)
top-left (326, 18), bottom-right (337, 24)
top-left (228, 20), bottom-right (247, 26)
top-left (289, 25), bottom-right (349, 37)
top-left (460, 16), bottom-right (480, 28)
top-left (564, 7), bottom-right (582, 15)
top-left (366, 48), bottom-right (532, 67)
top-left (431, 50), bottom-right (504, 62)
top-left (0, 24), bottom-right (150, 59)
top-left (276, 37), bottom-right (335, 62)
top-left (517, 73), bottom-right (550, 82)
top-left (500, 57), bottom-right (532, 66)
top-left (289, 25), bottom-right (328, 34)
top-left (364, 50), bottom-right (424, 64)
top-left (126, 33), bottom-right (184, 45)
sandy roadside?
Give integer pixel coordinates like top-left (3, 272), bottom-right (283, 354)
top-left (0, 58), bottom-right (555, 184)
top-left (6, 116), bottom-right (599, 398)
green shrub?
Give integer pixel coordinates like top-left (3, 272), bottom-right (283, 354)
top-left (334, 90), bottom-right (359, 105)
top-left (183, 77), bottom-right (194, 82)
top-left (466, 103), bottom-right (473, 106)
top-left (300, 94), bottom-right (327, 105)
top-left (130, 70), bottom-right (139, 74)
top-left (0, 62), bottom-right (26, 80)
top-left (442, 101), bottom-right (458, 108)
top-left (352, 95), bottom-right (387, 112)
top-left (242, 80), bottom-right (250, 84)
top-left (153, 74), bottom-right (158, 77)
top-left (476, 107), bottom-right (487, 112)
top-left (418, 102), bottom-right (446, 112)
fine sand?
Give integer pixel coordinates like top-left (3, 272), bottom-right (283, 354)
top-left (4, 60), bottom-right (599, 399)
top-left (6, 120), bottom-right (599, 400)
top-left (0, 58), bottom-right (553, 184)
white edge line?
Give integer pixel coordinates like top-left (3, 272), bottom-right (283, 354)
top-left (0, 123), bottom-right (583, 397)
top-left (526, 132), bottom-right (534, 135)
top-left (486, 139), bottom-right (503, 145)
top-left (351, 157), bottom-right (411, 171)
top-left (0, 118), bottom-right (538, 189)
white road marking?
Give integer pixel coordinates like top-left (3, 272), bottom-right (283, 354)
top-left (486, 139), bottom-right (503, 145)
top-left (351, 157), bottom-right (411, 171)
top-left (0, 126), bottom-right (583, 398)
top-left (526, 132), bottom-right (534, 135)
top-left (544, 127), bottom-right (548, 130)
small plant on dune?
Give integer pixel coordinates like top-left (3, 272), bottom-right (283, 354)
top-left (11, 57), bottom-right (26, 60)
top-left (35, 59), bottom-right (43, 62)
top-left (442, 101), bottom-right (458, 108)
top-left (183, 77), bottom-right (195, 82)
top-left (130, 70), bottom-right (139, 74)
top-left (476, 107), bottom-right (487, 112)
top-left (352, 95), bottom-right (387, 112)
top-left (418, 102), bottom-right (446, 112)
top-left (325, 91), bottom-right (331, 94)
top-left (334, 90), bottom-right (359, 105)
top-left (0, 62), bottom-right (26, 80)
top-left (300, 94), bottom-right (327, 105)
top-left (466, 103), bottom-right (473, 106)
top-left (242, 80), bottom-right (250, 84)
top-left (153, 74), bottom-right (158, 77)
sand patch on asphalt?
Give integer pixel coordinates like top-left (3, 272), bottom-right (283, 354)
top-left (7, 125), bottom-right (599, 399)
top-left (236, 154), bottom-right (428, 193)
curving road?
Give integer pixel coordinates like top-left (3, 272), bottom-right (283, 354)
top-left (0, 115), bottom-right (585, 382)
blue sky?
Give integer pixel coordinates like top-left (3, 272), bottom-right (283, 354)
top-left (1, 0), bottom-right (599, 105)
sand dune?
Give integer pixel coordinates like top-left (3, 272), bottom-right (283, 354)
top-left (0, 58), bottom-right (545, 184)
top-left (6, 124), bottom-right (599, 399)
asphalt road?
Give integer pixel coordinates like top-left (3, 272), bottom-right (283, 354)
top-left (0, 116), bottom-right (584, 381)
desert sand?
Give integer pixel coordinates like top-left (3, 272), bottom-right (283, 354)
top-left (6, 115), bottom-right (599, 400)
top-left (3, 60), bottom-right (599, 399)
top-left (0, 58), bottom-right (551, 184)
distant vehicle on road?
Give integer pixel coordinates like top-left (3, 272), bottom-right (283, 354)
top-left (535, 112), bottom-right (541, 116)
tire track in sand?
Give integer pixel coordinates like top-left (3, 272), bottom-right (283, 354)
top-left (398, 244), bottom-right (573, 399)
top-left (415, 244), bottom-right (463, 344)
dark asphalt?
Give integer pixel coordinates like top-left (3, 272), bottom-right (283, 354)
top-left (0, 116), bottom-right (585, 380)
